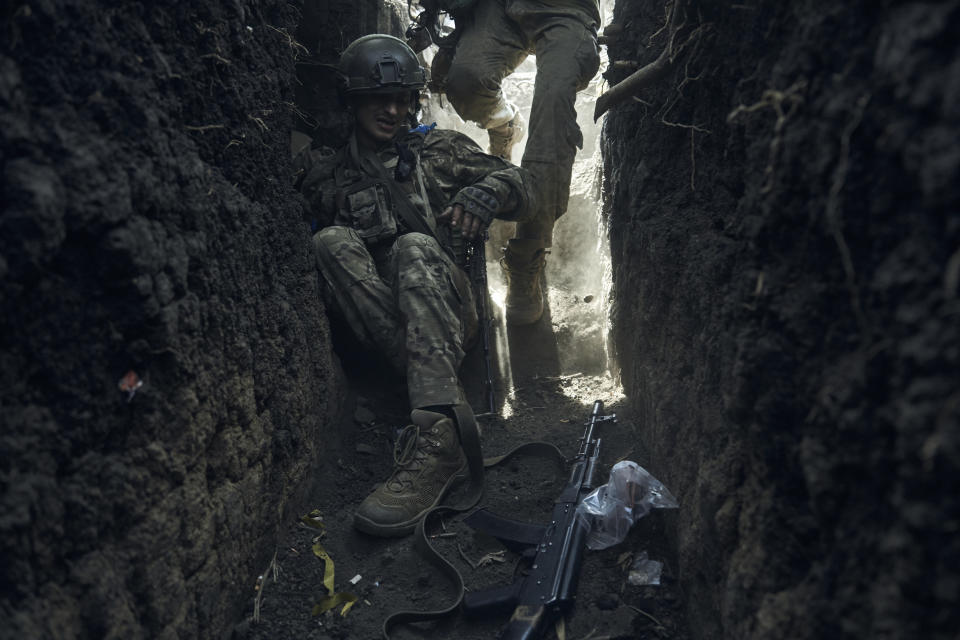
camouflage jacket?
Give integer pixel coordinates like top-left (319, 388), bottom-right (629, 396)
top-left (293, 126), bottom-right (537, 258)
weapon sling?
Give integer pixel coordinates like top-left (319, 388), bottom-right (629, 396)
top-left (383, 402), bottom-right (615, 639)
top-left (348, 134), bottom-right (440, 241)
top-left (382, 441), bottom-right (566, 639)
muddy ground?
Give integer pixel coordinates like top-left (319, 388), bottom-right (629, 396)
top-left (243, 301), bottom-right (688, 640)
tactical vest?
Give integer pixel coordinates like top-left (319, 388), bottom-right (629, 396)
top-left (331, 128), bottom-right (466, 266)
top-left (332, 166), bottom-right (398, 243)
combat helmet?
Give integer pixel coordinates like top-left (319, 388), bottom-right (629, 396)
top-left (338, 34), bottom-right (428, 95)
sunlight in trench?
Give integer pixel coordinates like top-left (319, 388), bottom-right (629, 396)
top-left (486, 275), bottom-right (516, 420)
top-left (423, 0), bottom-right (621, 414)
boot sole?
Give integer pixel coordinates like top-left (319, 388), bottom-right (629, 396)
top-left (352, 462), bottom-right (468, 537)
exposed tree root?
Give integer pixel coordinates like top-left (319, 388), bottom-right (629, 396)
top-left (726, 78), bottom-right (807, 193)
top-left (593, 0), bottom-right (707, 121)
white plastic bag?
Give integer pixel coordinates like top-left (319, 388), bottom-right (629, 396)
top-left (575, 461), bottom-right (679, 550)
top-left (627, 551), bottom-right (663, 585)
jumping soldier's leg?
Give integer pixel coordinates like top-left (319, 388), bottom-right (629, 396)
top-left (502, 16), bottom-right (600, 325)
top-left (312, 226), bottom-right (405, 371)
top-left (444, 0), bottom-right (529, 159)
top-left (519, 17), bottom-right (599, 242)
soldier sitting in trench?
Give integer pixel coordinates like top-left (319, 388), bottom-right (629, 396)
top-left (292, 34), bottom-right (537, 537)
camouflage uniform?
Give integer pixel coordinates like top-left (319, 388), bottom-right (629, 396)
top-left (445, 0), bottom-right (601, 246)
top-left (294, 126), bottom-right (536, 409)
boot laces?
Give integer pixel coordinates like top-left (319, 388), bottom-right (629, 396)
top-left (387, 424), bottom-right (439, 490)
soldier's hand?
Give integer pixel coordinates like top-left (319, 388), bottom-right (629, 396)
top-left (439, 203), bottom-right (485, 240)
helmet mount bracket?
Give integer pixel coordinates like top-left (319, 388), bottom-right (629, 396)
top-left (337, 34), bottom-right (428, 96)
top-left (375, 57), bottom-right (403, 85)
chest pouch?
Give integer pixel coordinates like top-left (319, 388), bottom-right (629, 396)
top-left (335, 178), bottom-right (398, 243)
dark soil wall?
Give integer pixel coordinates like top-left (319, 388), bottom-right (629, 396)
top-left (602, 1), bottom-right (959, 639)
top-left (0, 2), bottom-right (345, 638)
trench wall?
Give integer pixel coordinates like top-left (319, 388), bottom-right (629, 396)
top-left (0, 1), bottom-right (376, 637)
top-left (602, 1), bottom-right (959, 639)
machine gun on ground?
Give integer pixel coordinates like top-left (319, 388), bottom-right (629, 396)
top-left (462, 400), bottom-right (617, 638)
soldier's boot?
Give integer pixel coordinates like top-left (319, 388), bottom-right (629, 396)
top-left (353, 409), bottom-right (466, 537)
top-left (501, 239), bottom-right (547, 326)
top-left (487, 111), bottom-right (526, 162)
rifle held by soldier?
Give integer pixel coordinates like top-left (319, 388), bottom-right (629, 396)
top-left (468, 233), bottom-right (496, 415)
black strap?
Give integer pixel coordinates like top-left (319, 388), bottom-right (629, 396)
top-left (349, 135), bottom-right (439, 240)
top-left (451, 403), bottom-right (486, 511)
top-left (382, 439), bottom-right (566, 639)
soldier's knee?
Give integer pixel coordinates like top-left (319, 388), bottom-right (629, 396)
top-left (445, 65), bottom-right (493, 117)
top-left (395, 232), bottom-right (442, 257)
top-left (395, 234), bottom-right (450, 281)
top-left (573, 34), bottom-right (601, 90)
top-left (538, 33), bottom-right (600, 95)
top-left (313, 225), bottom-right (359, 258)
top-left (314, 225), bottom-right (355, 246)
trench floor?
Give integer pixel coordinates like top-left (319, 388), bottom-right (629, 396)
top-left (242, 265), bottom-right (690, 640)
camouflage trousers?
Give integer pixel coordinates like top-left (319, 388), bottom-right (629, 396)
top-left (445, 0), bottom-right (600, 247)
top-left (313, 226), bottom-right (476, 409)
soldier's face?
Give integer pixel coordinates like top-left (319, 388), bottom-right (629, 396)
top-left (353, 92), bottom-right (411, 148)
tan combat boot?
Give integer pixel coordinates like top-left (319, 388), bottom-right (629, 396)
top-left (487, 111), bottom-right (526, 162)
top-left (501, 239), bottom-right (547, 326)
top-left (353, 409), bottom-right (466, 537)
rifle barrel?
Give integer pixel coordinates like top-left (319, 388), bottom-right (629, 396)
top-left (580, 400), bottom-right (604, 455)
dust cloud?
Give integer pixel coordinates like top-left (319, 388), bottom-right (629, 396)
top-left (422, 0), bottom-right (621, 402)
